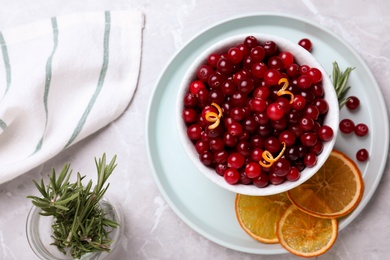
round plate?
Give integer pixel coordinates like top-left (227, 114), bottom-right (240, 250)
top-left (146, 13), bottom-right (389, 255)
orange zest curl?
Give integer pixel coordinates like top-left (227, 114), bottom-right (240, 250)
top-left (277, 78), bottom-right (294, 104)
top-left (259, 142), bottom-right (287, 168)
top-left (205, 102), bottom-right (223, 129)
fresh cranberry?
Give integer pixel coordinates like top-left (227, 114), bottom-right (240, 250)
top-left (298, 38), bottom-right (313, 52)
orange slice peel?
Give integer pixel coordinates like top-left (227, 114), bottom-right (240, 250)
top-left (259, 142), bottom-right (286, 168)
top-left (277, 78), bottom-right (294, 104)
top-left (205, 102), bottom-right (223, 129)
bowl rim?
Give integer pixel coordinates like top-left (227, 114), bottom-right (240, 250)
top-left (176, 33), bottom-right (339, 196)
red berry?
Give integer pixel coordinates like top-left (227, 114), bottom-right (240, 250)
top-left (208, 72), bottom-right (225, 89)
top-left (298, 38), bottom-right (313, 52)
top-left (215, 163), bottom-right (227, 176)
top-left (310, 140), bottom-right (324, 155)
top-left (356, 148), bottom-right (369, 162)
top-left (244, 36), bottom-right (259, 49)
top-left (278, 130), bottom-right (296, 146)
top-left (199, 151), bottom-right (214, 166)
top-left (245, 162), bottom-right (262, 178)
top-left (346, 96), bottom-right (360, 110)
top-left (224, 168), bottom-right (240, 184)
top-left (313, 98), bottom-right (329, 114)
top-left (299, 65), bottom-right (310, 75)
top-left (228, 121), bottom-right (243, 136)
top-left (261, 41), bottom-right (278, 56)
top-left (182, 108), bottom-right (198, 123)
top-left (286, 63), bottom-right (300, 78)
top-left (264, 136), bottom-right (282, 153)
top-left (187, 124), bottom-right (202, 140)
top-left (264, 69), bottom-right (281, 85)
top-left (250, 46), bottom-right (266, 62)
top-left (292, 95), bottom-right (306, 111)
top-left (308, 68), bottom-right (322, 84)
top-left (221, 78), bottom-right (237, 96)
top-left (317, 125), bottom-right (334, 141)
top-left (251, 147), bottom-right (263, 162)
top-left (217, 58), bottom-right (234, 75)
top-left (209, 138), bottom-right (225, 152)
top-left (299, 116), bottom-right (314, 131)
top-left (279, 51), bottom-right (294, 67)
top-left (251, 62), bottom-right (268, 78)
top-left (303, 152), bottom-right (317, 167)
top-left (354, 123), bottom-right (369, 137)
top-left (304, 105), bottom-right (320, 120)
top-left (297, 75), bottom-right (312, 89)
top-left (196, 65), bottom-right (214, 82)
top-left (208, 53), bottom-right (221, 68)
top-left (195, 140), bottom-right (209, 154)
top-left (227, 152), bottom-right (245, 169)
top-left (214, 150), bottom-right (228, 163)
top-left (189, 80), bottom-right (206, 94)
top-left (300, 132), bottom-right (318, 147)
top-left (239, 172), bottom-right (252, 185)
top-left (339, 118), bottom-right (355, 134)
top-left (230, 107), bottom-right (244, 121)
top-left (253, 173), bottom-right (269, 188)
top-left (267, 103), bottom-right (284, 121)
top-left (271, 158), bottom-right (291, 177)
top-left (238, 78), bottom-right (255, 94)
top-left (268, 56), bottom-right (284, 71)
top-left (268, 172), bottom-right (285, 185)
top-left (253, 86), bottom-right (270, 100)
top-left (227, 47), bottom-right (244, 64)
top-left (286, 166), bottom-right (300, 181)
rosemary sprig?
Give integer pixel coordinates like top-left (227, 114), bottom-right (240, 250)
top-left (27, 154), bottom-right (119, 259)
top-left (332, 61), bottom-right (355, 109)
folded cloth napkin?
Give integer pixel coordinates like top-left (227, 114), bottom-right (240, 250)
top-left (0, 10), bottom-right (144, 184)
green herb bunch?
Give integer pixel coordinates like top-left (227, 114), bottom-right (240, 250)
top-left (27, 154), bottom-right (120, 259)
top-left (332, 61), bottom-right (355, 109)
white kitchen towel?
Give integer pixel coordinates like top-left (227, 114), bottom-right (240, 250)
top-left (0, 10), bottom-right (144, 184)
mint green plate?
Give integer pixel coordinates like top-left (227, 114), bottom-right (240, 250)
top-left (146, 13), bottom-right (389, 254)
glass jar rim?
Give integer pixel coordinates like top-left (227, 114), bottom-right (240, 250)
top-left (26, 197), bottom-right (123, 260)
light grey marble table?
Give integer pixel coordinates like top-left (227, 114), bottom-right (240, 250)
top-left (0, 0), bottom-right (389, 259)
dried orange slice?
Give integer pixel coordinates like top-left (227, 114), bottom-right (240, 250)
top-left (235, 193), bottom-right (291, 243)
top-left (277, 204), bottom-right (338, 257)
top-left (287, 150), bottom-right (364, 218)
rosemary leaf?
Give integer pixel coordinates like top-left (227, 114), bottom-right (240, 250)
top-left (31, 179), bottom-right (48, 198)
top-left (55, 192), bottom-right (79, 205)
top-left (28, 154), bottom-right (119, 259)
top-left (332, 61), bottom-right (355, 109)
top-left (54, 204), bottom-right (70, 211)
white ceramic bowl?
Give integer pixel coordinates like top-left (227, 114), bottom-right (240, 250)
top-left (176, 33), bottom-right (339, 196)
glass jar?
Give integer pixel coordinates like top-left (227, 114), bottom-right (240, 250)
top-left (26, 197), bottom-right (123, 260)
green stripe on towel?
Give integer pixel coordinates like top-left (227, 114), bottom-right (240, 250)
top-left (65, 11), bottom-right (111, 148)
top-left (34, 17), bottom-right (59, 152)
top-left (0, 32), bottom-right (11, 98)
top-left (0, 119), bottom-right (6, 130)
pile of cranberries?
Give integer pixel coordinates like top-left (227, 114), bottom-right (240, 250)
top-left (182, 36), bottom-right (335, 188)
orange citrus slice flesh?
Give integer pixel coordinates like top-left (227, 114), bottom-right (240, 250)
top-left (287, 149), bottom-right (364, 219)
top-left (235, 192), bottom-right (291, 243)
top-left (277, 204), bottom-right (338, 258)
